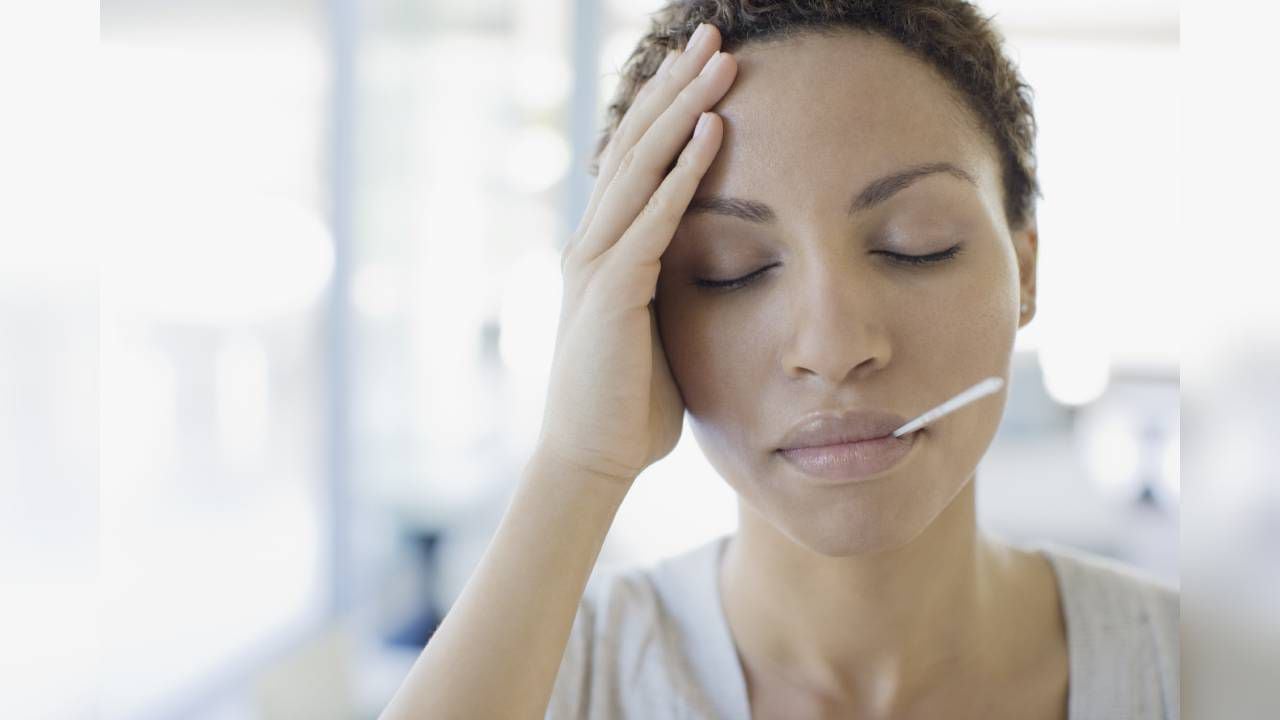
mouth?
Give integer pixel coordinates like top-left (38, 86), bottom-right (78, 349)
top-left (775, 430), bottom-right (921, 484)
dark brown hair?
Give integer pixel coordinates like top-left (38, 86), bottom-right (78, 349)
top-left (591, 0), bottom-right (1040, 231)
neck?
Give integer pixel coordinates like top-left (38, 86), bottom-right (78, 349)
top-left (720, 478), bottom-right (1010, 707)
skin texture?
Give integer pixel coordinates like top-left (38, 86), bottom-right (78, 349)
top-left (650, 30), bottom-right (1064, 719)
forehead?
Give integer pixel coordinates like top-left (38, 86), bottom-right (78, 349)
top-left (704, 30), bottom-right (1000, 218)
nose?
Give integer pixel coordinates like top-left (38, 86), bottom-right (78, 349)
top-left (779, 257), bottom-right (892, 385)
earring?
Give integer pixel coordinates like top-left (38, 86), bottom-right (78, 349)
top-left (1020, 302), bottom-right (1029, 314)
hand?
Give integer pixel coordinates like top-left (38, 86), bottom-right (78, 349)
top-left (535, 23), bottom-right (738, 484)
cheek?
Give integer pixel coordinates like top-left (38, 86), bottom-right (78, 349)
top-left (906, 240), bottom-right (1019, 362)
top-left (928, 278), bottom-right (1014, 357)
top-left (655, 299), bottom-right (769, 420)
top-left (957, 245), bottom-right (1020, 355)
top-left (903, 249), bottom-right (1017, 468)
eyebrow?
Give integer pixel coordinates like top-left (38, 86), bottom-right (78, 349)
top-left (684, 161), bottom-right (977, 224)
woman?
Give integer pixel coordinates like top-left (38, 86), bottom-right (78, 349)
top-left (380, 2), bottom-right (1179, 719)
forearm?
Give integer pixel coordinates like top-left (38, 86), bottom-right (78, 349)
top-left (379, 450), bottom-right (632, 720)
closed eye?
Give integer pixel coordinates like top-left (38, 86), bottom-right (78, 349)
top-left (691, 263), bottom-right (780, 291)
top-left (875, 244), bottom-right (965, 266)
top-left (691, 244), bottom-right (964, 292)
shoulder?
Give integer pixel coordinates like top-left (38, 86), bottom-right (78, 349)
top-left (1040, 541), bottom-right (1179, 648)
top-left (576, 535), bottom-right (729, 641)
top-left (545, 538), bottom-right (726, 720)
top-left (544, 562), bottom-right (662, 719)
top-left (1033, 540), bottom-right (1180, 719)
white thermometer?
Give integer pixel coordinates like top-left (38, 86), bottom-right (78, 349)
top-left (892, 376), bottom-right (1005, 438)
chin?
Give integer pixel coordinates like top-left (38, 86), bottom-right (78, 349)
top-left (748, 461), bottom-right (959, 557)
top-left (779, 502), bottom-right (931, 557)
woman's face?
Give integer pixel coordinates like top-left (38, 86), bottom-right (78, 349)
top-left (653, 30), bottom-right (1037, 556)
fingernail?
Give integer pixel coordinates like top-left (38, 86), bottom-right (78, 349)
top-left (689, 22), bottom-right (711, 51)
top-left (694, 112), bottom-right (712, 138)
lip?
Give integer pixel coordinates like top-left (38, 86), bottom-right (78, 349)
top-left (776, 430), bottom-right (920, 484)
top-left (774, 407), bottom-right (918, 484)
top-left (777, 408), bottom-right (911, 450)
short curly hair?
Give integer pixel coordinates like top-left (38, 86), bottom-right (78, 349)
top-left (590, 0), bottom-right (1040, 231)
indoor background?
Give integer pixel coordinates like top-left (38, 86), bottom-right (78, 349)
top-left (8, 0), bottom-right (1208, 717)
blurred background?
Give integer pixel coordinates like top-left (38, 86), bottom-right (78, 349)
top-left (15, 0), bottom-right (1278, 717)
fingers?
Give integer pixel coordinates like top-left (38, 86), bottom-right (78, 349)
top-left (633, 49), bottom-right (678, 106)
top-left (571, 49), bottom-right (737, 266)
top-left (571, 48), bottom-right (677, 240)
top-left (596, 111), bottom-right (724, 305)
top-left (604, 23), bottom-right (723, 183)
top-left (567, 22), bottom-right (727, 252)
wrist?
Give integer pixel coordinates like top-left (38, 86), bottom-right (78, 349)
top-left (524, 445), bottom-right (637, 497)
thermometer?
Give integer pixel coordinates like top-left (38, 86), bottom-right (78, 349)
top-left (893, 376), bottom-right (1005, 438)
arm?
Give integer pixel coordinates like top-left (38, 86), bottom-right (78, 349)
top-left (380, 21), bottom-right (735, 720)
top-left (378, 449), bottom-right (630, 720)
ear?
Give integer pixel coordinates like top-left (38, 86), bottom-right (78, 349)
top-left (1012, 222), bottom-right (1038, 327)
